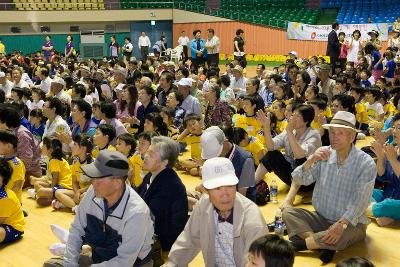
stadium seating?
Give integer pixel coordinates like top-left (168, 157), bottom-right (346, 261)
top-left (13, 0), bottom-right (105, 11)
top-left (321, 0), bottom-right (400, 24)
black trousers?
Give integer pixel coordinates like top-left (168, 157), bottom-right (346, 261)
top-left (191, 57), bottom-right (205, 74)
top-left (329, 56), bottom-right (339, 73)
top-left (182, 45), bottom-right (188, 61)
top-left (140, 46), bottom-right (149, 61)
top-left (260, 150), bottom-right (314, 192)
top-left (206, 53), bottom-right (219, 67)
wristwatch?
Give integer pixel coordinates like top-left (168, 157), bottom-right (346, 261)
top-left (338, 220), bottom-right (348, 229)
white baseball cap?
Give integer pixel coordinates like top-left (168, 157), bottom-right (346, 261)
top-left (289, 51), bottom-right (298, 57)
top-left (0, 72), bottom-right (5, 78)
top-left (202, 157), bottom-right (239, 190)
top-left (178, 77), bottom-right (192, 87)
top-left (52, 76), bottom-right (65, 87)
top-left (80, 65), bottom-right (91, 72)
top-left (114, 83), bottom-right (126, 91)
top-left (201, 126), bottom-right (225, 159)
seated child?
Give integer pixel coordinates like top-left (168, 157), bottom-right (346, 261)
top-left (246, 234), bottom-right (295, 267)
top-left (0, 130), bottom-right (25, 203)
top-left (0, 158), bottom-right (25, 245)
top-left (335, 76), bottom-right (348, 94)
top-left (365, 88), bottom-right (385, 129)
top-left (29, 108), bottom-right (46, 142)
top-left (360, 69), bottom-right (373, 88)
top-left (349, 86), bottom-right (369, 132)
top-left (270, 100), bottom-right (287, 135)
top-left (160, 106), bottom-right (180, 141)
top-left (232, 127), bottom-right (266, 166)
top-left (309, 98), bottom-right (330, 146)
top-left (144, 112), bottom-right (168, 136)
top-left (29, 136), bottom-right (72, 206)
top-left (130, 132), bottom-right (156, 188)
top-left (26, 87), bottom-right (45, 110)
top-left (53, 134), bottom-right (93, 212)
top-left (177, 114), bottom-right (203, 176)
top-left (91, 102), bottom-right (102, 127)
top-left (235, 95), bottom-right (264, 143)
top-left (115, 133), bottom-right (138, 186)
top-left (92, 124), bottom-right (116, 158)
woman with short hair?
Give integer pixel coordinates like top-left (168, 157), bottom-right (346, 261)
top-left (204, 83), bottom-right (232, 128)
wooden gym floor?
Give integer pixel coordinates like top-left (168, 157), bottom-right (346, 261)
top-left (0, 137), bottom-right (399, 267)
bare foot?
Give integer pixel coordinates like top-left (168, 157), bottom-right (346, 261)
top-left (366, 203), bottom-right (374, 217)
top-left (376, 217), bottom-right (395, 226)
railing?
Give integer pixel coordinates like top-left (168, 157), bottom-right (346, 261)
top-left (0, 1), bottom-right (290, 29)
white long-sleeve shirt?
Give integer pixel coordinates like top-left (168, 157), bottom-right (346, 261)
top-left (138, 36), bottom-right (151, 48)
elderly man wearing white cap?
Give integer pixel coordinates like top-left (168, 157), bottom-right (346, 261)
top-left (51, 76), bottom-right (71, 105)
top-left (282, 111), bottom-right (376, 263)
top-left (178, 77), bottom-right (201, 118)
top-left (167, 157), bottom-right (267, 267)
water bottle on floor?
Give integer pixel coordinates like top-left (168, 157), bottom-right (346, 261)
top-left (274, 208), bottom-right (284, 236)
top-left (270, 178), bottom-right (278, 204)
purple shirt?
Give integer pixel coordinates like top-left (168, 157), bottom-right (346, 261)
top-left (15, 125), bottom-right (41, 178)
top-left (43, 41), bottom-right (54, 58)
top-left (65, 42), bottom-right (75, 56)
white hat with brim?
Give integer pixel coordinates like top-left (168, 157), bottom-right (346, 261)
top-left (322, 111), bottom-right (360, 132)
top-left (202, 157), bottom-right (239, 190)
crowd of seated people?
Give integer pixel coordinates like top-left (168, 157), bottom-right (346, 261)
top-left (0, 26), bottom-right (399, 266)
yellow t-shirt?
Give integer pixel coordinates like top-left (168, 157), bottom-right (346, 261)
top-left (92, 144), bottom-right (116, 159)
top-left (323, 107), bottom-right (332, 118)
top-left (71, 157), bottom-right (92, 189)
top-left (183, 133), bottom-right (202, 160)
top-left (234, 114), bottom-right (264, 142)
top-left (5, 157), bottom-right (26, 203)
top-left (0, 188), bottom-right (25, 232)
top-left (242, 136), bottom-right (266, 165)
top-left (129, 152), bottom-right (146, 187)
top-left (0, 43), bottom-right (5, 55)
top-left (355, 100), bottom-right (368, 124)
top-left (276, 119), bottom-right (288, 135)
top-left (48, 158), bottom-right (72, 189)
top-left (168, 125), bottom-right (180, 141)
top-left (384, 102), bottom-right (396, 118)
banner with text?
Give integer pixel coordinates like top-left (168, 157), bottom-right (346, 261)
top-left (287, 22), bottom-right (389, 41)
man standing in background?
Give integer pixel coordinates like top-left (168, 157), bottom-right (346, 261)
top-left (138, 31), bottom-right (151, 61)
top-left (205, 29), bottom-right (220, 68)
top-left (326, 22), bottom-right (340, 72)
top-left (178, 31), bottom-right (190, 62)
top-left (42, 35), bottom-right (53, 62)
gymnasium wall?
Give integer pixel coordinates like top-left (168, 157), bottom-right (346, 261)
top-left (173, 21), bottom-right (389, 58)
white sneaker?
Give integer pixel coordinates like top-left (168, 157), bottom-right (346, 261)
top-left (49, 243), bottom-right (66, 256)
top-left (50, 224), bottom-right (69, 244)
top-left (51, 200), bottom-right (65, 210)
top-left (27, 188), bottom-right (36, 199)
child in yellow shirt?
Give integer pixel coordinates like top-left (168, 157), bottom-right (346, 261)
top-left (0, 158), bottom-right (25, 244)
top-left (129, 132), bottom-right (156, 187)
top-left (270, 100), bottom-right (288, 135)
top-left (52, 134), bottom-right (94, 212)
top-left (0, 130), bottom-right (25, 203)
top-left (235, 95), bottom-right (264, 143)
top-left (350, 86), bottom-right (369, 132)
top-left (160, 107), bottom-right (180, 141)
top-left (29, 136), bottom-right (72, 207)
top-left (177, 114), bottom-right (203, 176)
top-left (115, 133), bottom-right (138, 186)
top-left (232, 127), bottom-right (266, 165)
top-left (92, 124), bottom-right (116, 158)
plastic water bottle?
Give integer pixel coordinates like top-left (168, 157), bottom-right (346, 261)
top-left (270, 178), bottom-right (278, 204)
top-left (274, 208), bottom-right (284, 236)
